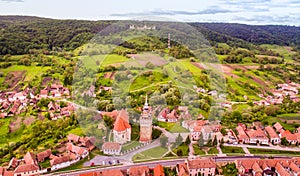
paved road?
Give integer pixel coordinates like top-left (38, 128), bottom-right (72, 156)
top-left (48, 155), bottom-right (292, 176)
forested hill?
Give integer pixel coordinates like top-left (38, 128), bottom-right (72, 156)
top-left (193, 23), bottom-right (300, 47)
top-left (0, 15), bottom-right (299, 55)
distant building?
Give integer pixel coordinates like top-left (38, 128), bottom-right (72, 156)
top-left (102, 142), bottom-right (121, 155)
top-left (139, 95), bottom-right (152, 143)
top-left (113, 109), bottom-right (131, 144)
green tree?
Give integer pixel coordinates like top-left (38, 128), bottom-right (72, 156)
top-left (212, 136), bottom-right (218, 147)
top-left (160, 135), bottom-right (168, 148)
top-left (198, 133), bottom-right (204, 147)
top-left (175, 134), bottom-right (183, 147)
top-left (281, 137), bottom-right (289, 146)
top-left (103, 115), bottom-right (114, 129)
top-left (222, 163), bottom-right (238, 176)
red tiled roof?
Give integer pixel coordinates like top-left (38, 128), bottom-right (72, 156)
top-left (265, 126), bottom-right (279, 138)
top-left (281, 130), bottom-right (297, 141)
top-left (113, 116), bottom-right (130, 132)
top-left (67, 134), bottom-right (80, 143)
top-left (187, 158), bottom-right (216, 169)
top-left (101, 170), bottom-right (124, 176)
top-left (128, 166), bottom-right (149, 176)
top-left (79, 172), bottom-right (100, 176)
top-left (50, 156), bottom-right (69, 166)
top-left (177, 163), bottom-right (189, 176)
top-left (40, 89), bottom-right (48, 95)
top-left (14, 164), bottom-right (39, 174)
top-left (8, 157), bottom-right (18, 168)
top-left (0, 167), bottom-right (4, 175)
top-left (290, 162), bottom-right (300, 173)
top-left (102, 142), bottom-right (121, 151)
top-left (236, 126), bottom-right (249, 140)
top-left (24, 151), bottom-right (36, 165)
top-left (154, 164), bottom-right (165, 176)
top-left (274, 122), bottom-right (283, 132)
top-left (275, 162), bottom-right (290, 176)
top-left (246, 128), bottom-right (268, 139)
top-left (80, 172), bottom-right (101, 176)
top-left (66, 143), bottom-right (86, 155)
top-left (3, 170), bottom-right (14, 176)
top-left (37, 149), bottom-right (52, 162)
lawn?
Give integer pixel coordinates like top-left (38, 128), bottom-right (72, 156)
top-left (193, 144), bottom-right (206, 155)
top-left (132, 146), bottom-right (168, 161)
top-left (221, 145), bottom-right (245, 154)
top-left (121, 141), bottom-right (141, 152)
top-left (157, 121), bottom-right (189, 133)
top-left (173, 143), bottom-right (189, 156)
top-left (248, 148), bottom-right (300, 156)
top-left (207, 147), bottom-right (219, 155)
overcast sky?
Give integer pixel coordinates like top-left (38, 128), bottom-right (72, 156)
top-left (1, 0), bottom-right (300, 26)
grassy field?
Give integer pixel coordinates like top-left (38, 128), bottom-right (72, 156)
top-left (193, 145), bottom-right (206, 155)
top-left (132, 146), bottom-right (168, 161)
top-left (1, 65), bottom-right (51, 82)
top-left (130, 71), bottom-right (170, 91)
top-left (121, 141), bottom-right (140, 152)
top-left (68, 127), bottom-right (85, 136)
top-left (207, 147), bottom-right (219, 155)
top-left (260, 44), bottom-right (296, 62)
top-left (221, 145), bottom-right (245, 154)
top-left (157, 122), bottom-right (189, 133)
top-left (178, 59), bottom-right (202, 75)
top-left (248, 148), bottom-right (300, 156)
top-left (173, 143), bottom-right (189, 156)
top-left (277, 113), bottom-right (300, 120)
top-left (81, 54), bottom-right (129, 70)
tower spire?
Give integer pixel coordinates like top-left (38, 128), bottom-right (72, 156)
top-left (145, 94), bottom-right (148, 106)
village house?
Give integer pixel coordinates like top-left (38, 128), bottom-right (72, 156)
top-left (66, 143), bottom-right (89, 159)
top-left (13, 164), bottom-right (39, 176)
top-left (158, 108), bottom-right (178, 122)
top-left (39, 89), bottom-right (48, 98)
top-left (236, 126), bottom-right (250, 144)
top-left (12, 92), bottom-right (27, 101)
top-left (176, 163), bottom-right (189, 176)
top-left (36, 149), bottom-right (52, 163)
top-left (9, 158), bottom-right (19, 169)
top-left (236, 157), bottom-right (300, 176)
top-left (113, 109), bottom-right (131, 144)
top-left (50, 156), bottom-right (71, 171)
top-left (186, 158), bottom-right (216, 176)
top-left (265, 126), bottom-right (281, 144)
top-left (128, 166), bottom-right (150, 176)
top-left (246, 128), bottom-right (269, 145)
top-left (100, 169), bottom-right (125, 176)
top-left (280, 130), bottom-right (298, 145)
top-left (274, 122), bottom-right (283, 132)
top-left (48, 101), bottom-right (60, 111)
top-left (102, 142), bottom-right (121, 155)
top-left (153, 164), bottom-right (165, 176)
